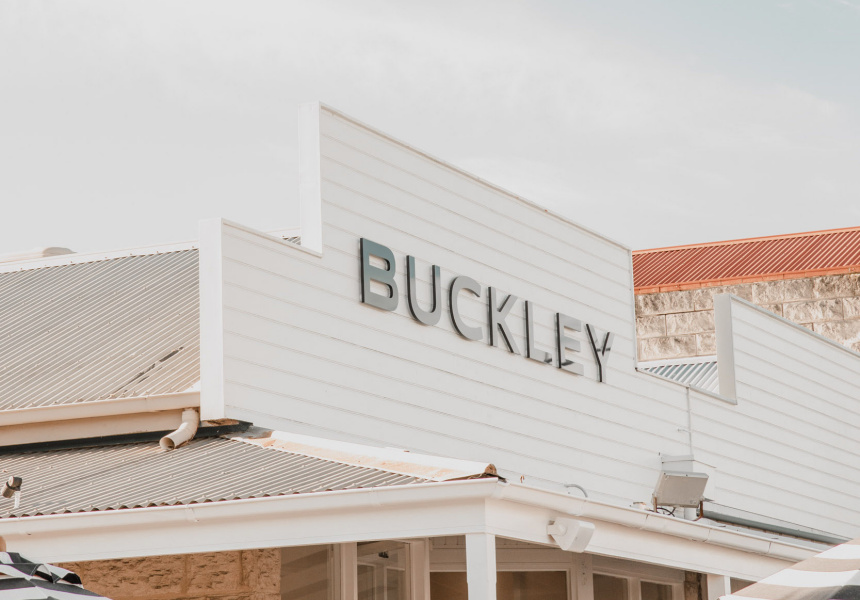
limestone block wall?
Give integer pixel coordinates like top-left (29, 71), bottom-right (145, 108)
top-left (60, 548), bottom-right (281, 600)
top-left (635, 274), bottom-right (860, 361)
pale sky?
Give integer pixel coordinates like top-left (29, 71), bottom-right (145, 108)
top-left (1, 0), bottom-right (859, 255)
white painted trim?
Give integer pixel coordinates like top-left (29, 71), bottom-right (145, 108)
top-left (0, 391), bottom-right (200, 427)
top-left (628, 248), bottom-right (640, 368)
top-left (715, 294), bottom-right (739, 400)
top-left (316, 102), bottom-right (630, 252)
top-left (199, 218), bottom-right (227, 420)
top-left (299, 101), bottom-right (323, 254)
top-left (0, 478), bottom-right (812, 579)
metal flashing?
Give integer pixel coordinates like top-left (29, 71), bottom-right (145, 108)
top-left (229, 428), bottom-right (498, 482)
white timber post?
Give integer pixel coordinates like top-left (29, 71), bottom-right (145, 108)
top-left (335, 542), bottom-right (358, 600)
top-left (408, 539), bottom-right (432, 600)
top-left (466, 533), bottom-right (496, 600)
top-left (572, 553), bottom-right (594, 600)
top-left (707, 574), bottom-right (731, 600)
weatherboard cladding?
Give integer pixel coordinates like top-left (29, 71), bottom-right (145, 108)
top-left (632, 227), bottom-right (860, 292)
top-left (0, 250), bottom-right (200, 410)
top-left (0, 436), bottom-right (431, 518)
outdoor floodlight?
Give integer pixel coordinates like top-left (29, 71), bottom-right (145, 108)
top-left (652, 470), bottom-right (709, 511)
top-left (546, 518), bottom-right (595, 552)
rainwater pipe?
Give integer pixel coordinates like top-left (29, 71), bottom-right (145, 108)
top-left (159, 408), bottom-right (199, 450)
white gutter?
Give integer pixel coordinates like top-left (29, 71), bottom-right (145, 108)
top-left (0, 478), bottom-right (815, 566)
top-left (494, 483), bottom-right (813, 562)
top-left (0, 391), bottom-right (200, 427)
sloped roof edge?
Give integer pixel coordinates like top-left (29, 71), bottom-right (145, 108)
top-left (633, 226), bottom-right (860, 293)
top-left (229, 428), bottom-right (497, 482)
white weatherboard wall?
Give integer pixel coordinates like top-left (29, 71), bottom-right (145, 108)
top-left (199, 103), bottom-right (693, 508)
top-left (692, 294), bottom-right (860, 537)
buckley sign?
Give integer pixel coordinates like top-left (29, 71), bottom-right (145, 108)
top-left (359, 238), bottom-right (614, 383)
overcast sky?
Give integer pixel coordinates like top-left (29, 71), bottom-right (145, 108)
top-left (1, 0), bottom-right (859, 255)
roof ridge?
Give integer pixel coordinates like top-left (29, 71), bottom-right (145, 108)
top-left (0, 242), bottom-right (198, 274)
top-left (633, 225), bottom-right (860, 255)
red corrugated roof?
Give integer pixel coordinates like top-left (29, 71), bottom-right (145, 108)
top-left (632, 226), bottom-right (860, 294)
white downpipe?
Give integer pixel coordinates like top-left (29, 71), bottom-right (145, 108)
top-left (159, 408), bottom-right (199, 450)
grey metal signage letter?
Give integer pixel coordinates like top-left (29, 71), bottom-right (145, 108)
top-left (586, 324), bottom-right (614, 383)
top-left (524, 301), bottom-right (552, 364)
top-left (360, 238), bottom-right (398, 311)
top-left (556, 313), bottom-right (584, 375)
top-left (450, 276), bottom-right (483, 341)
top-left (488, 288), bottom-right (520, 354)
top-left (406, 255), bottom-right (442, 326)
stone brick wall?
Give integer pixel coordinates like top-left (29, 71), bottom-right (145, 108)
top-left (635, 274), bottom-right (860, 361)
top-left (60, 548), bottom-right (281, 600)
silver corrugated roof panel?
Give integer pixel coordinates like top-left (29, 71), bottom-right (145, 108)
top-left (0, 435), bottom-right (431, 518)
top-left (640, 358), bottom-right (719, 393)
top-left (0, 250), bottom-right (200, 410)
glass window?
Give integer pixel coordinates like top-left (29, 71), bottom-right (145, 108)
top-left (430, 572), bottom-right (467, 600)
top-left (497, 571), bottom-right (567, 600)
top-left (429, 571), bottom-right (567, 599)
top-left (642, 581), bottom-right (672, 600)
top-left (281, 545), bottom-right (334, 600)
top-left (358, 541), bottom-right (410, 600)
top-left (594, 574), bottom-right (629, 600)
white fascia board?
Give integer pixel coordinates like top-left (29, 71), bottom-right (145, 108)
top-left (0, 479), bottom-right (812, 579)
top-left (496, 483), bottom-right (814, 563)
top-left (0, 479), bottom-right (499, 562)
top-left (0, 391), bottom-right (200, 427)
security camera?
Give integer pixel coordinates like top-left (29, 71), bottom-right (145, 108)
top-left (1, 476), bottom-right (22, 499)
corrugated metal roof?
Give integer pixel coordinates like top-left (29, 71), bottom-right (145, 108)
top-left (0, 435), bottom-right (432, 518)
top-left (633, 226), bottom-right (860, 293)
top-left (640, 358), bottom-right (719, 393)
top-left (0, 250), bottom-right (200, 410)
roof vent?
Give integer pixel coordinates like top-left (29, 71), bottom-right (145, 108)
top-left (0, 247), bottom-right (75, 265)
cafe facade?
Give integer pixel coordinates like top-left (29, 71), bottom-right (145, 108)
top-left (1, 103), bottom-right (859, 600)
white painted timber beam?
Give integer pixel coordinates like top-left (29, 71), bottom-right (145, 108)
top-left (707, 574), bottom-right (732, 600)
top-left (466, 533), bottom-right (497, 600)
top-left (0, 479), bottom-right (813, 580)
